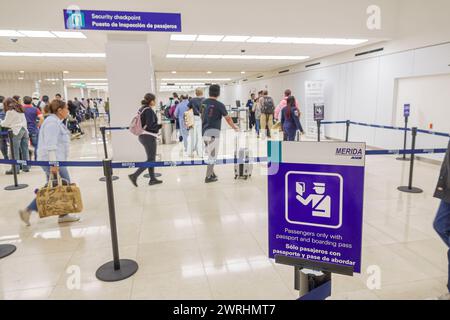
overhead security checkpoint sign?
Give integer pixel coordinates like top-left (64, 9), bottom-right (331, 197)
top-left (268, 142), bottom-right (365, 273)
top-left (64, 9), bottom-right (182, 32)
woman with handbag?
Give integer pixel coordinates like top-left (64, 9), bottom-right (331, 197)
top-left (19, 99), bottom-right (81, 226)
top-left (128, 93), bottom-right (163, 187)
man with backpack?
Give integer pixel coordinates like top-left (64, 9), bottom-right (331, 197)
top-left (174, 95), bottom-right (190, 154)
top-left (187, 88), bottom-right (205, 157)
top-left (259, 90), bottom-right (275, 138)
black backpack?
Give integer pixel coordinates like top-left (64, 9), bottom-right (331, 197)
top-left (261, 96), bottom-right (275, 114)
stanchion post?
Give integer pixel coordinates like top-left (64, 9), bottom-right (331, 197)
top-left (345, 120), bottom-right (350, 142)
top-left (397, 115), bottom-right (410, 161)
top-left (100, 126), bottom-right (108, 159)
top-left (99, 127), bottom-right (119, 182)
top-left (398, 127), bottom-right (423, 193)
top-left (96, 159), bottom-right (138, 282)
top-left (317, 120), bottom-right (321, 142)
top-left (4, 130), bottom-right (28, 191)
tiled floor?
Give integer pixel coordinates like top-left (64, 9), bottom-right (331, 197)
top-left (0, 120), bottom-right (448, 300)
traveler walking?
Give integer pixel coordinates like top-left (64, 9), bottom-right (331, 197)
top-left (174, 95), bottom-right (190, 154)
top-left (187, 88), bottom-right (205, 157)
top-left (202, 85), bottom-right (239, 183)
top-left (246, 93), bottom-right (256, 130)
top-left (280, 96), bottom-right (302, 141)
top-left (18, 99), bottom-right (81, 226)
top-left (0, 97), bottom-right (30, 174)
top-left (259, 90), bottom-right (275, 138)
top-left (128, 93), bottom-right (163, 187)
top-left (22, 96), bottom-right (44, 160)
top-left (253, 92), bottom-right (262, 138)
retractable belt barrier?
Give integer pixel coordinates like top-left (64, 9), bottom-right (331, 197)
top-left (321, 120), bottom-right (450, 138)
top-left (0, 149), bottom-right (447, 170)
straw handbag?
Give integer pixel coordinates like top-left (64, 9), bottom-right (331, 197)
top-left (36, 174), bottom-right (83, 218)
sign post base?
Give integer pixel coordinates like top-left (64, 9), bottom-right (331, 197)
top-left (0, 244), bottom-right (16, 259)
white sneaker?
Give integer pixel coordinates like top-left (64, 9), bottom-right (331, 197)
top-left (19, 209), bottom-right (31, 226)
top-left (438, 292), bottom-right (450, 300)
top-left (58, 214), bottom-right (80, 224)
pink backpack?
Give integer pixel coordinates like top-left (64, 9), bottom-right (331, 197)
top-left (129, 107), bottom-right (149, 136)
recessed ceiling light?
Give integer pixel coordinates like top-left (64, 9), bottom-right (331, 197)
top-left (166, 54), bottom-right (308, 60)
top-left (18, 30), bottom-right (56, 38)
top-left (51, 31), bottom-right (86, 39)
top-left (206, 71), bottom-right (212, 74)
top-left (203, 55), bottom-right (223, 59)
top-left (246, 36), bottom-right (275, 43)
top-left (161, 78), bottom-right (232, 82)
top-left (171, 71), bottom-right (177, 74)
top-left (196, 35), bottom-right (224, 42)
top-left (0, 52), bottom-right (105, 58)
top-left (63, 70), bottom-right (69, 74)
top-left (19, 70), bottom-right (24, 73)
top-left (18, 77), bottom-right (24, 80)
top-left (166, 54), bottom-right (185, 58)
top-left (185, 54), bottom-right (205, 59)
top-left (222, 36), bottom-right (250, 42)
top-left (64, 78), bottom-right (107, 81)
top-left (170, 34), bottom-right (197, 41)
top-left (241, 71), bottom-right (246, 74)
top-left (270, 37), bottom-right (300, 44)
top-left (0, 30), bottom-right (26, 37)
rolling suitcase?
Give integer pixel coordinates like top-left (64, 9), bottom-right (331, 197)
top-left (234, 133), bottom-right (252, 180)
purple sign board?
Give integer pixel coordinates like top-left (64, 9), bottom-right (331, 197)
top-left (64, 9), bottom-right (181, 32)
top-left (404, 104), bottom-right (411, 117)
top-left (268, 141), bottom-right (365, 273)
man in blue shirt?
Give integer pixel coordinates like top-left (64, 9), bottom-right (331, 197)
top-left (174, 95), bottom-right (190, 153)
top-left (246, 93), bottom-right (256, 130)
top-left (22, 96), bottom-right (43, 160)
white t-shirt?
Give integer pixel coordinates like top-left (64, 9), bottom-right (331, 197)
top-left (0, 110), bottom-right (28, 135)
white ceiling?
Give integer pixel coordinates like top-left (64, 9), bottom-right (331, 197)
top-left (0, 0), bottom-right (403, 80)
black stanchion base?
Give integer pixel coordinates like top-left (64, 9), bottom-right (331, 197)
top-left (396, 157), bottom-right (410, 161)
top-left (96, 259), bottom-right (139, 282)
top-left (4, 184), bottom-right (28, 191)
top-left (0, 244), bottom-right (16, 259)
top-left (144, 173), bottom-right (162, 179)
top-left (397, 186), bottom-right (423, 194)
top-left (99, 176), bottom-right (120, 182)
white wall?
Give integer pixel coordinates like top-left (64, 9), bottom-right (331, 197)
top-left (395, 74), bottom-right (450, 160)
top-left (223, 42), bottom-right (450, 160)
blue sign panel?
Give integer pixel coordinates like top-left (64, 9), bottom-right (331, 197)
top-left (268, 141), bottom-right (365, 273)
top-left (64, 9), bottom-right (181, 32)
top-left (404, 104), bottom-right (411, 117)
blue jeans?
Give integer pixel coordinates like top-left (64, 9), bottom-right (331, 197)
top-left (0, 136), bottom-right (8, 159)
top-left (12, 128), bottom-right (29, 171)
top-left (29, 132), bottom-right (39, 161)
top-left (255, 119), bottom-right (261, 135)
top-left (433, 200), bottom-right (450, 292)
top-left (27, 166), bottom-right (71, 212)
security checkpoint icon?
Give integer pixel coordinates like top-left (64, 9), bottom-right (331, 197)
top-left (285, 171), bottom-right (343, 229)
top-left (296, 182), bottom-right (331, 218)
